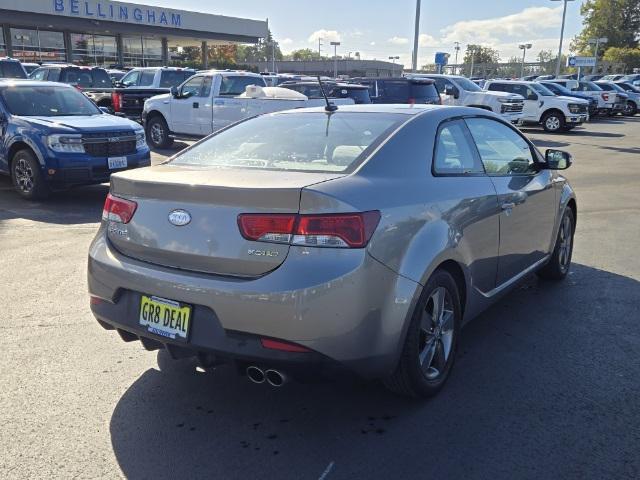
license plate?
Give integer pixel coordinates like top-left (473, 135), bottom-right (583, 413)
top-left (139, 295), bottom-right (192, 341)
top-left (108, 156), bottom-right (128, 169)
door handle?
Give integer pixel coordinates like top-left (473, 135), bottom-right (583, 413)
top-left (501, 202), bottom-right (516, 211)
top-left (192, 102), bottom-right (199, 108)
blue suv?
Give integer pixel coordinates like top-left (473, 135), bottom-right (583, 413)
top-left (0, 80), bottom-right (151, 199)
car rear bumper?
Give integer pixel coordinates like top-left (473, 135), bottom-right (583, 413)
top-left (87, 228), bottom-right (421, 379)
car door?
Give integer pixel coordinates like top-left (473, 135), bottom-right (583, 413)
top-left (508, 84), bottom-right (539, 120)
top-left (195, 76), bottom-right (214, 136)
top-left (465, 117), bottom-right (557, 285)
top-left (432, 119), bottom-right (500, 295)
top-left (169, 76), bottom-right (204, 135)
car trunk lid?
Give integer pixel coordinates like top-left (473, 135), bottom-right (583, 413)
top-left (107, 165), bottom-right (344, 277)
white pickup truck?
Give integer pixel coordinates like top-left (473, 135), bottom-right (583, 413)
top-left (142, 71), bottom-right (353, 148)
top-left (406, 73), bottom-right (525, 123)
top-left (484, 80), bottom-right (590, 132)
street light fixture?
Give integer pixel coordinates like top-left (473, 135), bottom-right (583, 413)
top-left (551, 0), bottom-right (576, 77)
top-left (519, 43), bottom-right (532, 78)
top-left (330, 41), bottom-right (341, 78)
top-left (587, 37), bottom-right (608, 74)
top-left (389, 55), bottom-right (400, 76)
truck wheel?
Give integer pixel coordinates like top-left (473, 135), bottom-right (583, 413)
top-left (542, 111), bottom-right (565, 133)
top-left (10, 149), bottom-right (50, 200)
top-left (623, 101), bottom-right (637, 116)
top-left (146, 116), bottom-right (173, 149)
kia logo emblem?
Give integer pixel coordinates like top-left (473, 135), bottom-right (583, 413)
top-left (168, 209), bottom-right (191, 226)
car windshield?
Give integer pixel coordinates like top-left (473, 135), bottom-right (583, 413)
top-left (171, 112), bottom-right (404, 173)
top-left (0, 86), bottom-right (101, 116)
top-left (0, 61), bottom-right (27, 79)
top-left (609, 83), bottom-right (627, 93)
top-left (530, 83), bottom-right (555, 96)
top-left (159, 70), bottom-right (193, 88)
top-left (454, 77), bottom-right (482, 92)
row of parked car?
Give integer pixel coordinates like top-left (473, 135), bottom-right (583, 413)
top-left (0, 55), bottom-right (637, 199)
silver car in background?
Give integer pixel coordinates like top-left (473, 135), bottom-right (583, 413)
top-left (88, 104), bottom-right (576, 397)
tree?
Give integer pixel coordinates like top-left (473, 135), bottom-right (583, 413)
top-left (573, 0), bottom-right (640, 54)
top-left (235, 29), bottom-right (283, 64)
top-left (288, 48), bottom-right (322, 61)
top-left (461, 44), bottom-right (500, 76)
top-left (603, 46), bottom-right (640, 71)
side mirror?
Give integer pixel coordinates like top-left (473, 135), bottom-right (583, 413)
top-left (444, 86), bottom-right (458, 98)
top-left (545, 149), bottom-right (572, 170)
top-left (170, 86), bottom-right (179, 98)
top-left (99, 106), bottom-right (111, 114)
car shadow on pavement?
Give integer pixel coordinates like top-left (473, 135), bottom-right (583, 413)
top-left (0, 176), bottom-right (108, 226)
top-left (531, 139), bottom-right (571, 149)
top-left (150, 141), bottom-right (192, 159)
top-left (109, 263), bottom-right (640, 480)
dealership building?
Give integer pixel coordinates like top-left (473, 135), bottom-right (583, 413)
top-left (0, 0), bottom-right (267, 67)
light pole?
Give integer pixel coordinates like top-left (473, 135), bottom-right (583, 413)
top-left (453, 42), bottom-right (460, 74)
top-left (588, 37), bottom-right (608, 74)
top-left (519, 43), bottom-right (532, 78)
top-left (412, 0), bottom-right (421, 71)
top-left (389, 56), bottom-right (400, 76)
top-left (551, 0), bottom-right (576, 77)
top-left (330, 41), bottom-right (340, 78)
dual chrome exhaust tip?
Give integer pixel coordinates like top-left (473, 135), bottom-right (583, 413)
top-left (246, 366), bottom-right (288, 387)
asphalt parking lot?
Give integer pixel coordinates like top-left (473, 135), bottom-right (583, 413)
top-left (1, 118), bottom-right (639, 480)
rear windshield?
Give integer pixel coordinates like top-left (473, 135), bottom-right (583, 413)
top-left (1, 86), bottom-right (100, 116)
top-left (332, 87), bottom-right (371, 104)
top-left (171, 112), bottom-right (404, 173)
top-left (0, 61), bottom-right (27, 79)
top-left (159, 70), bottom-right (194, 88)
top-left (219, 76), bottom-right (267, 96)
top-left (410, 82), bottom-right (439, 99)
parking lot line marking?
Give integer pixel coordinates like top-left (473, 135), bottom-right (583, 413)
top-left (318, 461), bottom-right (335, 480)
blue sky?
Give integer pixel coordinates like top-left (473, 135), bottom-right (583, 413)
top-left (129, 0), bottom-right (585, 66)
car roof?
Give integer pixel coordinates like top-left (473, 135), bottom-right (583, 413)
top-left (274, 104), bottom-right (479, 117)
top-left (0, 80), bottom-right (74, 88)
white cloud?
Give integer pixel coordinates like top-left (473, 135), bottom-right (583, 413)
top-left (419, 34), bottom-right (441, 48)
top-left (280, 38), bottom-right (293, 46)
top-left (440, 6), bottom-right (562, 45)
top-left (370, 41), bottom-right (376, 46)
top-left (308, 29), bottom-right (341, 44)
top-left (388, 36), bottom-right (409, 45)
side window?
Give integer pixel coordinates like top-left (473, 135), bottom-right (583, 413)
top-left (30, 68), bottom-right (47, 81)
top-left (180, 76), bottom-right (204, 97)
top-left (200, 76), bottom-right (213, 97)
top-left (139, 71), bottom-right (155, 87)
top-left (487, 83), bottom-right (504, 93)
top-left (121, 70), bottom-right (140, 87)
top-left (465, 118), bottom-right (536, 176)
top-left (433, 120), bottom-right (484, 175)
top-left (47, 68), bottom-right (61, 82)
top-left (362, 81), bottom-right (377, 98)
top-left (524, 87), bottom-right (538, 100)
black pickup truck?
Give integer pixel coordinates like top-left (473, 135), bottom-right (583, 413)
top-left (111, 67), bottom-right (195, 120)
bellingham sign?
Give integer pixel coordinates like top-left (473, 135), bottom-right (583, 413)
top-left (52, 0), bottom-right (182, 27)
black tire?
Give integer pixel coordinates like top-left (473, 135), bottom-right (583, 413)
top-left (384, 269), bottom-right (461, 398)
top-left (10, 149), bottom-right (50, 200)
top-left (623, 101), bottom-right (637, 116)
top-left (537, 207), bottom-right (575, 280)
top-left (541, 111), bottom-right (566, 133)
top-left (146, 115), bottom-right (173, 149)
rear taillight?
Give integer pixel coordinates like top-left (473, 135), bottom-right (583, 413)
top-left (111, 92), bottom-right (122, 112)
top-left (102, 193), bottom-right (137, 224)
top-left (260, 338), bottom-right (311, 353)
top-left (238, 211), bottom-right (380, 248)
top-left (601, 93), bottom-right (609, 101)
top-left (237, 214), bottom-right (296, 243)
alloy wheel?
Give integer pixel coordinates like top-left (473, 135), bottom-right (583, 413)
top-left (545, 116), bottom-right (561, 131)
top-left (558, 214), bottom-right (573, 270)
top-left (14, 158), bottom-right (35, 194)
top-left (418, 286), bottom-right (455, 380)
top-left (150, 123), bottom-right (165, 145)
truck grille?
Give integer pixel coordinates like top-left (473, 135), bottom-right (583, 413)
top-left (577, 104), bottom-right (588, 114)
top-left (82, 131), bottom-right (136, 158)
top-left (501, 101), bottom-right (524, 114)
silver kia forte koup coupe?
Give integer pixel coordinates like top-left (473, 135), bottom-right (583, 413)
top-left (88, 104), bottom-right (576, 397)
